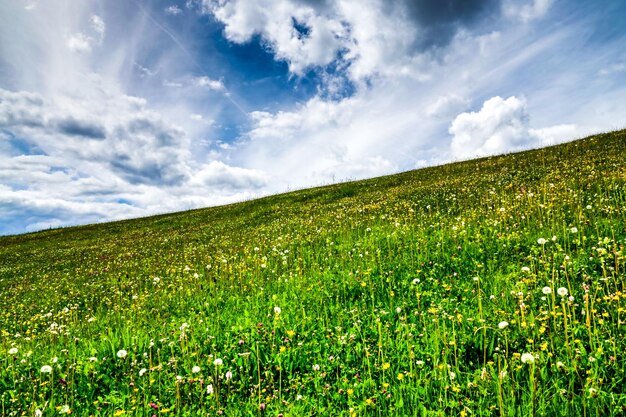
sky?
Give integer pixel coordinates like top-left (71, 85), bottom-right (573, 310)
top-left (1, 0), bottom-right (626, 235)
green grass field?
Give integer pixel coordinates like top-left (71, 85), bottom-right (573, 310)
top-left (1, 130), bottom-right (626, 416)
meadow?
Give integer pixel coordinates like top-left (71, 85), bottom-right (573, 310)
top-left (1, 130), bottom-right (626, 416)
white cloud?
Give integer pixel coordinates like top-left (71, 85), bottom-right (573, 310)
top-left (504, 0), bottom-right (553, 22)
top-left (202, 0), bottom-right (348, 75)
top-left (191, 160), bottom-right (268, 190)
top-left (449, 96), bottom-right (533, 159)
top-left (194, 76), bottom-right (226, 91)
top-left (530, 124), bottom-right (580, 146)
top-left (0, 88), bottom-right (45, 126)
top-left (426, 94), bottom-right (470, 118)
top-left (165, 5), bottom-right (183, 15)
top-left (66, 33), bottom-right (93, 52)
top-left (66, 15), bottom-right (105, 53)
top-left (90, 15), bottom-right (106, 41)
top-left (0, 86), bottom-right (268, 232)
top-left (201, 0), bottom-right (421, 80)
top-left (190, 113), bottom-right (214, 125)
top-left (449, 96), bottom-right (581, 160)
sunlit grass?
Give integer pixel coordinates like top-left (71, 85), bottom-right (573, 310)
top-left (1, 130), bottom-right (625, 416)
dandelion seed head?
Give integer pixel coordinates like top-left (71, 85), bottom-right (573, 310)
top-left (521, 353), bottom-right (535, 364)
top-left (40, 365), bottom-right (52, 373)
top-left (542, 286), bottom-right (552, 295)
top-left (117, 349), bottom-right (128, 359)
top-left (557, 287), bottom-right (568, 297)
top-left (498, 321), bottom-right (509, 330)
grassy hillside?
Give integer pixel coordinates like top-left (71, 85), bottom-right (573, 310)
top-left (1, 130), bottom-right (626, 416)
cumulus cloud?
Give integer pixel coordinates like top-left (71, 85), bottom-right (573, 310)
top-left (0, 86), bottom-right (267, 233)
top-left (449, 96), bottom-right (533, 158)
top-left (0, 89), bottom-right (45, 127)
top-left (201, 0), bottom-right (348, 75)
top-left (200, 0), bottom-right (500, 80)
top-left (449, 95), bottom-right (580, 159)
top-left (0, 88), bottom-right (190, 186)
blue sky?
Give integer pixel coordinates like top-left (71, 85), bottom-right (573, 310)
top-left (1, 0), bottom-right (626, 235)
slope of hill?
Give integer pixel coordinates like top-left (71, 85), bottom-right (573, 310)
top-left (1, 130), bottom-right (626, 416)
